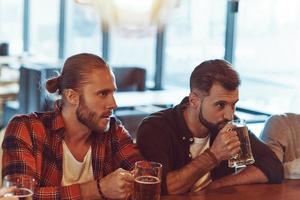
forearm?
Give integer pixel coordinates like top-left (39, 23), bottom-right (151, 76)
top-left (284, 158), bottom-right (300, 179)
top-left (166, 149), bottom-right (218, 194)
top-left (208, 165), bottom-right (268, 190)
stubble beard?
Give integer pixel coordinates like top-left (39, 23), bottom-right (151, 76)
top-left (198, 98), bottom-right (229, 136)
top-left (76, 96), bottom-right (109, 133)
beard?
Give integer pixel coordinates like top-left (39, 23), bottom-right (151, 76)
top-left (198, 99), bottom-right (229, 136)
top-left (76, 96), bottom-right (110, 132)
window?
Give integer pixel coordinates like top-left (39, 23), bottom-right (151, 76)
top-left (0, 0), bottom-right (23, 55)
top-left (65, 1), bottom-right (102, 57)
top-left (164, 0), bottom-right (227, 89)
top-left (109, 26), bottom-right (156, 87)
top-left (235, 0), bottom-right (300, 113)
top-left (30, 0), bottom-right (59, 60)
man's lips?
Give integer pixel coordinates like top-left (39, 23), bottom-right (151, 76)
top-left (101, 111), bottom-right (113, 118)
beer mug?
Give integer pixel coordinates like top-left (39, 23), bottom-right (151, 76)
top-left (2, 174), bottom-right (35, 200)
top-left (133, 161), bottom-right (162, 200)
top-left (228, 119), bottom-right (255, 168)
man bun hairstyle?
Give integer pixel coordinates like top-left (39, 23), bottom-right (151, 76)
top-left (45, 76), bottom-right (61, 94)
top-left (45, 53), bottom-right (109, 95)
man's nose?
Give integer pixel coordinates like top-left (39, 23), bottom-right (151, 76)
top-left (224, 106), bottom-right (234, 121)
top-left (109, 95), bottom-right (117, 110)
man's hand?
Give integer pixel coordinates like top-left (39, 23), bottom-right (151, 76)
top-left (210, 123), bottom-right (241, 162)
top-left (0, 186), bottom-right (17, 199)
top-left (100, 168), bottom-right (134, 199)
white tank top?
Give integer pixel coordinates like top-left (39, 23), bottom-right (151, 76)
top-left (61, 141), bottom-right (94, 186)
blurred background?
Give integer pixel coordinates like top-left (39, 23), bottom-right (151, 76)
top-left (0, 0), bottom-right (299, 137)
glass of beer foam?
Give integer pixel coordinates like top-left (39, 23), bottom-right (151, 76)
top-left (228, 119), bottom-right (255, 169)
top-left (133, 161), bottom-right (162, 200)
top-left (2, 174), bottom-right (35, 200)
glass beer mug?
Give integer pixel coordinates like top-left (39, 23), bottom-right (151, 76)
top-left (133, 161), bottom-right (162, 200)
top-left (228, 119), bottom-right (255, 169)
top-left (2, 174), bottom-right (35, 200)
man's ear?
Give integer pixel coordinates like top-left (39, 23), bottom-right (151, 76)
top-left (189, 91), bottom-right (200, 107)
top-left (64, 89), bottom-right (79, 106)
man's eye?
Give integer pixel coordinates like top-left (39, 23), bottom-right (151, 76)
top-left (98, 91), bottom-right (108, 96)
top-left (216, 102), bottom-right (225, 109)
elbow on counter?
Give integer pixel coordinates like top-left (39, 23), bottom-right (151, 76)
top-left (269, 161), bottom-right (284, 184)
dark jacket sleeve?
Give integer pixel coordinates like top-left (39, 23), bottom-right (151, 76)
top-left (249, 131), bottom-right (284, 183)
top-left (136, 118), bottom-right (172, 195)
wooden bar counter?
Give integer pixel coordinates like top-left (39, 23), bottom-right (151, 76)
top-left (161, 180), bottom-right (300, 200)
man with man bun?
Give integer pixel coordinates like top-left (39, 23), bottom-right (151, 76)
top-left (2, 53), bottom-right (143, 199)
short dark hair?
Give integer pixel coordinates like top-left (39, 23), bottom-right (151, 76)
top-left (46, 53), bottom-right (109, 94)
top-left (190, 59), bottom-right (240, 94)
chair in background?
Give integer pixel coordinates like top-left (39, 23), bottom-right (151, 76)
top-left (2, 63), bottom-right (60, 126)
top-left (115, 109), bottom-right (148, 139)
top-left (112, 67), bottom-right (146, 91)
top-left (112, 66), bottom-right (148, 139)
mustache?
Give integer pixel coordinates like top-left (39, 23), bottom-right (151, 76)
top-left (100, 110), bottom-right (113, 118)
top-left (218, 120), bottom-right (230, 128)
top-left (209, 120), bottom-right (231, 137)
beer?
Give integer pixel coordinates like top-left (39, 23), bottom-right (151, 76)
top-left (133, 175), bottom-right (161, 200)
top-left (4, 188), bottom-right (33, 200)
top-left (228, 125), bottom-right (255, 168)
top-left (133, 161), bottom-right (162, 200)
top-left (2, 174), bottom-right (35, 200)
top-left (15, 188), bottom-right (33, 200)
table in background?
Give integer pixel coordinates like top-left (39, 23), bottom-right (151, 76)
top-left (114, 90), bottom-right (189, 138)
top-left (161, 180), bottom-right (300, 200)
top-left (115, 90), bottom-right (188, 109)
top-left (115, 90), bottom-right (270, 123)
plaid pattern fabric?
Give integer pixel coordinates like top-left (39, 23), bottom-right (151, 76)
top-left (2, 104), bottom-right (143, 200)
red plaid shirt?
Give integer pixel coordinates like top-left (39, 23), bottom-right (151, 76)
top-left (2, 104), bottom-right (143, 199)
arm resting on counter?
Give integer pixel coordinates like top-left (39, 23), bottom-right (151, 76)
top-left (166, 149), bottom-right (218, 194)
top-left (206, 165), bottom-right (267, 190)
